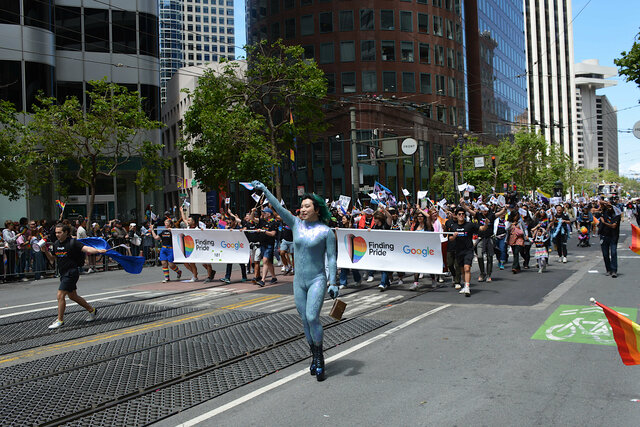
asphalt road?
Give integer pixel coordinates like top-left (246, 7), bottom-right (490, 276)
top-left (1, 225), bottom-right (638, 426)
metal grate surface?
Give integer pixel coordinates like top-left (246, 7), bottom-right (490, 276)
top-left (62, 318), bottom-right (388, 427)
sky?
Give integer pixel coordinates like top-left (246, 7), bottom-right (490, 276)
top-left (234, 0), bottom-right (640, 177)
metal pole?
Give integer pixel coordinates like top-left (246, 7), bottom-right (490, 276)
top-left (350, 106), bottom-right (358, 198)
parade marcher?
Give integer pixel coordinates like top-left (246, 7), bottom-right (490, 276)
top-left (253, 207), bottom-right (279, 287)
top-left (41, 223), bottom-right (106, 329)
top-left (409, 209), bottom-right (434, 290)
top-left (599, 199), bottom-right (621, 278)
top-left (445, 210), bottom-right (462, 287)
top-left (338, 212), bottom-right (362, 289)
top-left (507, 212), bottom-right (525, 273)
top-left (149, 219), bottom-right (182, 283)
top-left (474, 204), bottom-right (500, 282)
top-left (180, 209), bottom-right (216, 283)
top-left (220, 213), bottom-right (248, 284)
top-left (371, 210), bottom-right (392, 291)
top-left (551, 204), bottom-right (570, 263)
top-left (532, 227), bottom-right (549, 273)
top-left (448, 207), bottom-right (488, 296)
top-left (252, 180), bottom-right (338, 381)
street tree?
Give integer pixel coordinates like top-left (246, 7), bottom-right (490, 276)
top-left (29, 79), bottom-right (166, 221)
top-left (181, 40), bottom-right (328, 199)
top-left (614, 30), bottom-right (640, 89)
top-left (0, 100), bottom-right (44, 200)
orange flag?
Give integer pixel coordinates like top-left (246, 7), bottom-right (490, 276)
top-left (592, 299), bottom-right (640, 365)
top-left (630, 224), bottom-right (640, 255)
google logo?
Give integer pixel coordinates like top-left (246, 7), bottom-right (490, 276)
top-left (402, 245), bottom-right (435, 257)
top-left (221, 241), bottom-right (244, 250)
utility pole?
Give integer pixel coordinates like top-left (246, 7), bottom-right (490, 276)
top-left (350, 106), bottom-right (358, 198)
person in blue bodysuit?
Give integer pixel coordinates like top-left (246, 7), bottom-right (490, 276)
top-left (252, 180), bottom-right (338, 381)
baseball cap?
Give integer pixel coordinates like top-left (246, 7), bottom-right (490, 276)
top-left (263, 207), bottom-right (273, 214)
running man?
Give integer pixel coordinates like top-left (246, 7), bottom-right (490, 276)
top-left (42, 223), bottom-right (107, 329)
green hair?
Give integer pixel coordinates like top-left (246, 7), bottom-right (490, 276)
top-left (301, 193), bottom-right (332, 225)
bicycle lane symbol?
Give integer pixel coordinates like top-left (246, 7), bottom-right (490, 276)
top-left (531, 305), bottom-right (638, 346)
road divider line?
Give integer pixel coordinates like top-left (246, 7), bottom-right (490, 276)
top-left (221, 295), bottom-right (282, 310)
top-left (0, 290), bottom-right (142, 311)
top-left (176, 304), bottom-right (452, 426)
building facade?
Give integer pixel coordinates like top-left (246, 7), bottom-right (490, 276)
top-left (575, 59), bottom-right (618, 173)
top-left (246, 0), bottom-right (467, 200)
top-left (0, 0), bottom-right (162, 222)
top-left (465, 0), bottom-right (528, 140)
top-left (160, 0), bottom-right (237, 104)
top-left (523, 0), bottom-right (578, 157)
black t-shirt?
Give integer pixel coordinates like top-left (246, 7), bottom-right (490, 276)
top-left (53, 237), bottom-right (85, 274)
top-left (600, 210), bottom-right (621, 238)
top-left (160, 229), bottom-right (173, 247)
top-left (448, 220), bottom-right (480, 253)
top-left (281, 223), bottom-right (293, 241)
top-left (371, 221), bottom-right (390, 230)
top-left (258, 218), bottom-right (278, 245)
top-left (475, 212), bottom-right (495, 238)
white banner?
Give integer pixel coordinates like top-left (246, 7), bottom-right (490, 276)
top-left (171, 229), bottom-right (250, 264)
top-left (336, 229), bottom-right (445, 274)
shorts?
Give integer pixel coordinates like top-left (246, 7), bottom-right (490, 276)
top-left (59, 269), bottom-right (79, 292)
top-left (250, 243), bottom-right (261, 262)
top-left (455, 250), bottom-right (474, 267)
top-left (279, 240), bottom-right (294, 253)
top-left (260, 244), bottom-right (275, 262)
top-left (159, 247), bottom-right (174, 262)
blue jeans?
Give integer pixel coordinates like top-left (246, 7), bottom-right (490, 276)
top-left (17, 249), bottom-right (30, 278)
top-left (380, 271), bottom-right (390, 287)
top-left (495, 237), bottom-right (507, 263)
top-left (600, 235), bottom-right (618, 273)
top-left (31, 250), bottom-right (46, 280)
top-left (339, 269), bottom-right (361, 286)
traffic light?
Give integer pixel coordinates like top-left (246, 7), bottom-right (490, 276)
top-left (491, 155), bottom-right (496, 169)
top-left (437, 156), bottom-right (447, 169)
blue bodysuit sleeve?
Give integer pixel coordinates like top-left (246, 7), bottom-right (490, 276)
top-left (325, 229), bottom-right (337, 285)
top-left (252, 181), bottom-right (297, 228)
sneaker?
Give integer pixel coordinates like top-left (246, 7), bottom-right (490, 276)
top-left (378, 283), bottom-right (387, 292)
top-left (339, 284), bottom-right (346, 290)
top-left (270, 278), bottom-right (278, 284)
top-left (459, 285), bottom-right (470, 296)
top-left (354, 279), bottom-right (362, 287)
top-left (562, 256), bottom-right (567, 263)
top-left (48, 319), bottom-right (63, 329)
top-left (409, 282), bottom-right (420, 291)
top-left (21, 277), bottom-right (29, 282)
top-left (499, 263), bottom-right (504, 270)
top-left (220, 278), bottom-right (231, 284)
top-left (418, 273), bottom-right (425, 279)
top-left (241, 278), bottom-right (248, 282)
top-left (256, 280), bottom-right (265, 287)
top-left (478, 275), bottom-right (485, 282)
top-left (176, 270), bottom-right (182, 280)
top-left (486, 277), bottom-right (492, 282)
top-left (454, 283), bottom-right (462, 290)
top-left (612, 272), bottom-right (618, 278)
top-left (431, 279), bottom-right (438, 289)
top-left (281, 266), bottom-right (286, 273)
top-left (538, 267), bottom-right (543, 273)
top-left (437, 276), bottom-right (445, 283)
top-left (162, 278), bottom-right (169, 283)
top-left (87, 268), bottom-right (94, 274)
top-left (86, 308), bottom-right (97, 322)
top-left (397, 278), bottom-right (404, 285)
top-left (188, 277), bottom-right (197, 283)
top-left (204, 277), bottom-right (213, 283)
top-left (367, 276), bottom-right (374, 282)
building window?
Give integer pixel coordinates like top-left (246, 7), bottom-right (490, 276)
top-left (418, 13), bottom-right (428, 33)
top-left (340, 41), bottom-right (355, 62)
top-left (342, 72), bottom-right (356, 93)
top-left (84, 8), bottom-right (109, 52)
top-left (140, 13), bottom-right (159, 57)
top-left (285, 18), bottom-right (295, 38)
top-left (381, 41), bottom-right (395, 61)
top-left (382, 71), bottom-right (396, 92)
top-left (326, 73), bottom-right (335, 93)
top-left (25, 62), bottom-right (54, 113)
top-left (448, 76), bottom-right (455, 96)
top-left (419, 43), bottom-right (430, 64)
top-left (380, 10), bottom-right (394, 30)
top-left (401, 41), bottom-right (414, 62)
top-left (271, 22), bottom-right (280, 38)
top-left (455, 23), bottom-right (463, 43)
top-left (361, 40), bottom-right (375, 61)
top-left (433, 16), bottom-right (442, 36)
top-left (300, 15), bottom-right (313, 36)
top-left (446, 19), bottom-right (453, 39)
top-left (457, 51), bottom-right (464, 71)
top-left (301, 0), bottom-right (312, 5)
top-left (24, 0), bottom-right (53, 30)
top-left (419, 73), bottom-right (432, 94)
top-left (437, 105), bottom-right (446, 123)
top-left (111, 11), bottom-right (137, 54)
top-left (449, 106), bottom-right (457, 125)
top-left (435, 45), bottom-right (444, 65)
top-left (402, 72), bottom-right (416, 93)
top-left (0, 60), bottom-right (23, 110)
top-left (319, 43), bottom-right (334, 63)
top-left (339, 10), bottom-right (353, 31)
top-left (435, 74), bottom-right (445, 95)
top-left (360, 9), bottom-right (374, 30)
top-left (319, 12), bottom-right (333, 33)
top-left (302, 45), bottom-right (315, 60)
top-left (362, 71), bottom-right (377, 92)
top-left (447, 48), bottom-right (454, 68)
top-left (400, 11), bottom-right (412, 32)
top-left (270, 0), bottom-right (279, 14)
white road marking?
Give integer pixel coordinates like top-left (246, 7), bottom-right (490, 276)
top-left (176, 304), bottom-right (452, 426)
top-left (588, 270), bottom-right (599, 273)
top-left (0, 290), bottom-right (136, 311)
top-left (0, 291), bottom-right (150, 319)
top-left (574, 255), bottom-right (585, 258)
top-left (618, 256), bottom-right (639, 259)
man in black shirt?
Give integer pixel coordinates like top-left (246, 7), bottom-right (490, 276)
top-left (42, 223), bottom-right (107, 329)
top-left (255, 207), bottom-right (278, 287)
top-left (448, 207), bottom-right (487, 296)
top-left (599, 200), bottom-right (621, 278)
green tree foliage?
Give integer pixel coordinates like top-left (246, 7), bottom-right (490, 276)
top-left (0, 100), bottom-right (44, 199)
top-left (614, 30), bottom-right (640, 89)
top-left (29, 79), bottom-right (166, 221)
top-left (181, 40), bottom-right (328, 199)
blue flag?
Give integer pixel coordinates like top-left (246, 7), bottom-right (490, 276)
top-left (79, 237), bottom-right (145, 274)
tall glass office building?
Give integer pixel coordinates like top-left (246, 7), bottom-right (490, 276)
top-left (160, 0), bottom-right (184, 104)
top-left (465, 0), bottom-right (528, 140)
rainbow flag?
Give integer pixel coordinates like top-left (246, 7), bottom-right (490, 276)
top-left (593, 299), bottom-right (640, 365)
top-left (56, 200), bottom-right (66, 211)
top-left (630, 224), bottom-right (640, 255)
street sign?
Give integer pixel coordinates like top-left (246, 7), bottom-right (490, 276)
top-left (474, 156), bottom-right (485, 168)
top-left (633, 120), bottom-right (640, 139)
top-left (179, 193), bottom-right (187, 197)
top-left (401, 138), bottom-right (418, 155)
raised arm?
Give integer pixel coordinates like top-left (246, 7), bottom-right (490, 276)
top-left (325, 229), bottom-right (338, 288)
top-left (252, 180), bottom-right (297, 227)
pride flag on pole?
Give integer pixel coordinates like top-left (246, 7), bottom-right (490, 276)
top-left (592, 298), bottom-right (640, 365)
top-left (56, 200), bottom-right (66, 211)
top-left (630, 224), bottom-right (640, 255)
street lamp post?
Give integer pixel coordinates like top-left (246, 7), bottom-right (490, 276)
top-left (454, 125), bottom-right (468, 190)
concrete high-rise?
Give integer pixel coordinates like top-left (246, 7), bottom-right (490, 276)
top-left (160, 0), bottom-right (237, 104)
top-left (0, 0), bottom-right (161, 221)
top-left (524, 0), bottom-right (578, 158)
top-left (575, 59), bottom-right (618, 173)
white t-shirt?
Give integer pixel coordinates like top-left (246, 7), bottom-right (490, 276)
top-left (77, 225), bottom-right (88, 239)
